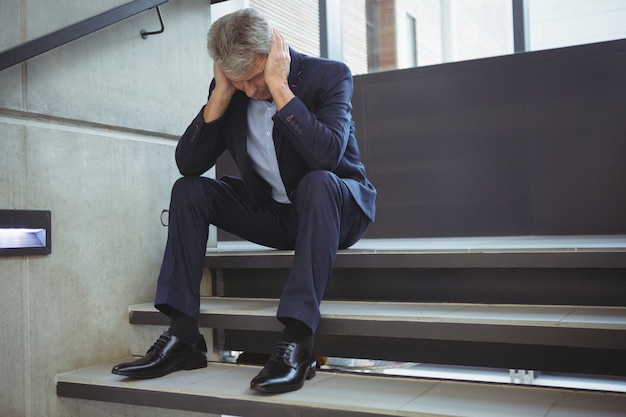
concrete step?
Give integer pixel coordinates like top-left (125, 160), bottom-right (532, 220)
top-left (205, 236), bottom-right (626, 306)
top-left (56, 360), bottom-right (626, 417)
top-left (205, 235), bottom-right (626, 269)
top-left (128, 297), bottom-right (626, 349)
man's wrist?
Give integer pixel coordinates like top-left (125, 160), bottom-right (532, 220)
top-left (270, 82), bottom-right (295, 110)
top-left (203, 89), bottom-right (234, 123)
top-left (212, 86), bottom-right (236, 102)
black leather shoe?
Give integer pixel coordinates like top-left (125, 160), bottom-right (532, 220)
top-left (250, 341), bottom-right (316, 393)
top-left (112, 332), bottom-right (207, 379)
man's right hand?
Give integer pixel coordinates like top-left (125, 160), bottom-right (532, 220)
top-left (212, 62), bottom-right (237, 97)
top-left (203, 62), bottom-right (236, 123)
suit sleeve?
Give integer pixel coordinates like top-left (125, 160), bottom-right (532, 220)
top-left (175, 81), bottom-right (229, 176)
top-left (273, 61), bottom-right (353, 171)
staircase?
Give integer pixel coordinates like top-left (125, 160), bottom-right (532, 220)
top-left (56, 235), bottom-right (626, 416)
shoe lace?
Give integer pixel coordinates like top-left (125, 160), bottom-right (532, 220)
top-left (269, 341), bottom-right (296, 369)
top-left (147, 332), bottom-right (172, 354)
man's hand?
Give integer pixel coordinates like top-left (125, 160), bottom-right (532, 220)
top-left (213, 62), bottom-right (237, 97)
top-left (265, 28), bottom-right (294, 110)
top-left (203, 62), bottom-right (237, 123)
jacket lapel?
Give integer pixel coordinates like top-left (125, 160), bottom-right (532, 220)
top-left (230, 92), bottom-right (249, 168)
top-left (230, 92), bottom-right (272, 204)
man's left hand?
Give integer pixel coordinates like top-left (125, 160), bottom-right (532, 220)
top-left (265, 28), bottom-right (294, 110)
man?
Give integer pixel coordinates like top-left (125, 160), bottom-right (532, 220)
top-left (112, 8), bottom-right (375, 393)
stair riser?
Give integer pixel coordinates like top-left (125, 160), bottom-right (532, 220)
top-left (216, 267), bottom-right (626, 306)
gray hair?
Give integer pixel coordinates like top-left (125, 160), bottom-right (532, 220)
top-left (207, 8), bottom-right (272, 78)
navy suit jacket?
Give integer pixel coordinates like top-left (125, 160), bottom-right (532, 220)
top-left (175, 48), bottom-right (376, 222)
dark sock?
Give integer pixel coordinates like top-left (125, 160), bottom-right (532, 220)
top-left (168, 309), bottom-right (201, 344)
top-left (281, 318), bottom-right (314, 352)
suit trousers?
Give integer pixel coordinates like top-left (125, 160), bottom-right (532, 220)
top-left (154, 170), bottom-right (371, 333)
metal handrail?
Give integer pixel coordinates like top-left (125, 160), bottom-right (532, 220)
top-left (0, 0), bottom-right (168, 71)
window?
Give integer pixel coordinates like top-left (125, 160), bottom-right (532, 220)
top-left (366, 0), bottom-right (378, 72)
top-left (527, 0), bottom-right (626, 51)
top-left (406, 13), bottom-right (417, 67)
top-left (210, 1), bottom-right (626, 74)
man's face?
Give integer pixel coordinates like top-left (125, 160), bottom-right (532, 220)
top-left (227, 55), bottom-right (272, 101)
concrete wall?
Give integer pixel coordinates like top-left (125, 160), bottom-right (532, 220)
top-left (0, 1), bottom-right (217, 416)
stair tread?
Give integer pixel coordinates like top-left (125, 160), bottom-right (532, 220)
top-left (130, 298), bottom-right (626, 330)
top-left (208, 235), bottom-right (626, 254)
top-left (56, 360), bottom-right (626, 417)
top-left (204, 235), bottom-right (626, 268)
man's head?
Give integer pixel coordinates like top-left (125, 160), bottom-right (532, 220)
top-left (207, 8), bottom-right (271, 80)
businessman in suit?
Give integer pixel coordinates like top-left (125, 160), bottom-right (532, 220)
top-left (112, 8), bottom-right (375, 393)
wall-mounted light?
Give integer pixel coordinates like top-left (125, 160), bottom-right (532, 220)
top-left (0, 210), bottom-right (51, 256)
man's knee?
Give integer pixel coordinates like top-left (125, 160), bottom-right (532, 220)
top-left (170, 176), bottom-right (211, 208)
top-left (172, 176), bottom-right (197, 197)
top-left (296, 171), bottom-right (343, 207)
top-left (298, 170), bottom-right (339, 193)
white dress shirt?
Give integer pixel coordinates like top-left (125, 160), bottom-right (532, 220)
top-left (246, 98), bottom-right (290, 204)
